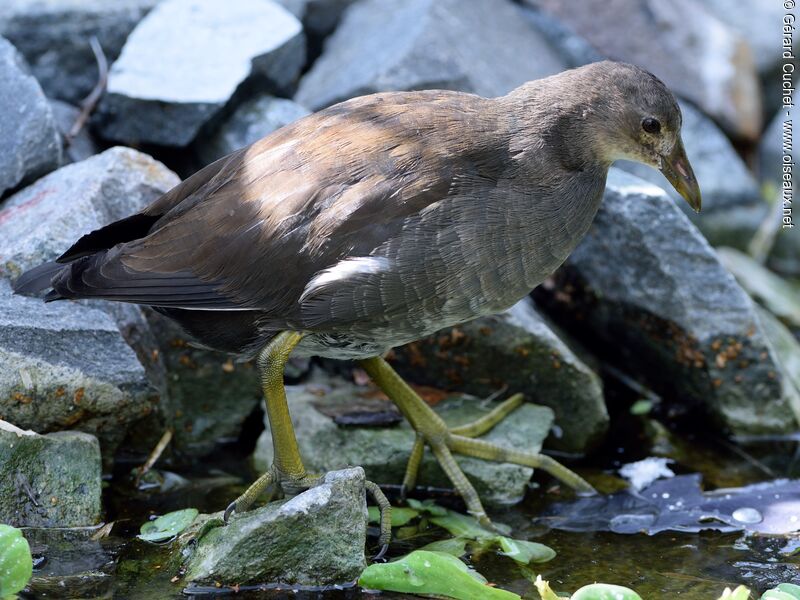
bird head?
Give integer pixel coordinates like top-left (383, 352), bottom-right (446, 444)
top-left (588, 62), bottom-right (702, 212)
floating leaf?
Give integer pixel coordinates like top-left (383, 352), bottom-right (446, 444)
top-left (763, 584), bottom-right (800, 600)
top-left (629, 399), bottom-right (653, 415)
top-left (368, 506), bottom-right (419, 527)
top-left (429, 511), bottom-right (495, 540)
top-left (359, 550), bottom-right (520, 599)
top-left (495, 536), bottom-right (555, 564)
top-left (406, 498), bottom-right (448, 517)
top-left (570, 583), bottom-right (643, 600)
top-left (418, 537), bottom-right (470, 557)
top-left (718, 586), bottom-right (751, 600)
top-left (138, 508), bottom-right (199, 542)
top-left (0, 524), bottom-right (32, 600)
top-left (534, 575), bottom-right (565, 600)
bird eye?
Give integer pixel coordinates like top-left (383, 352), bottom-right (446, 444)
top-left (642, 117), bottom-right (661, 134)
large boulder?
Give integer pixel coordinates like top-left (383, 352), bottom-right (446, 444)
top-left (389, 298), bottom-right (608, 454)
top-left (182, 468), bottom-right (368, 587)
top-left (534, 169), bottom-right (798, 436)
top-left (0, 281), bottom-right (154, 457)
top-left (94, 0), bottom-right (305, 147)
top-left (295, 0), bottom-right (566, 110)
top-left (0, 0), bottom-right (159, 103)
top-left (254, 371), bottom-right (555, 506)
top-left (195, 94), bottom-right (309, 165)
top-left (49, 99), bottom-right (100, 164)
top-left (0, 36), bottom-right (61, 197)
top-left (0, 420), bottom-right (102, 527)
top-left (618, 100), bottom-right (764, 251)
top-left (524, 0), bottom-right (762, 141)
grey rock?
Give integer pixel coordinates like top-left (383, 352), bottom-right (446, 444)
top-left (390, 298), bottom-right (608, 454)
top-left (95, 0), bottom-right (305, 147)
top-left (0, 280), bottom-right (153, 457)
top-left (0, 36), bottom-right (61, 197)
top-left (295, 0), bottom-right (566, 111)
top-left (618, 100), bottom-right (763, 249)
top-left (760, 103), bottom-right (796, 187)
top-left (0, 420), bottom-right (102, 527)
top-left (49, 99), bottom-right (99, 163)
top-left (303, 0), bottom-right (358, 38)
top-left (519, 4), bottom-right (603, 68)
top-left (254, 371), bottom-right (554, 506)
top-left (524, 0), bottom-right (762, 141)
top-left (140, 311), bottom-right (263, 459)
top-left (697, 0), bottom-right (792, 75)
top-left (183, 468), bottom-right (367, 586)
top-left (0, 0), bottom-right (158, 103)
top-left (534, 169), bottom-right (797, 436)
top-left (754, 307), bottom-right (800, 421)
top-left (0, 146), bottom-right (179, 281)
top-left (196, 95), bottom-right (309, 165)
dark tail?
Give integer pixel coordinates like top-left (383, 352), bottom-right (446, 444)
top-left (12, 261), bottom-right (68, 297)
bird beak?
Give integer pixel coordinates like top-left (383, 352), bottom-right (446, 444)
top-left (659, 138), bottom-right (701, 212)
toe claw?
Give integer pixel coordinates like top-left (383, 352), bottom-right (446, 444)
top-left (398, 484), bottom-right (408, 501)
top-left (372, 543), bottom-right (389, 562)
top-left (223, 501), bottom-right (236, 523)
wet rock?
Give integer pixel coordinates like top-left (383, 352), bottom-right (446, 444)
top-left (523, 0), bottom-right (762, 141)
top-left (754, 307), bottom-right (800, 421)
top-left (295, 0), bottom-right (565, 111)
top-left (618, 100), bottom-right (763, 250)
top-left (0, 281), bottom-right (154, 457)
top-left (49, 100), bottom-right (99, 164)
top-left (389, 298), bottom-right (608, 454)
top-left (95, 0), bottom-right (305, 147)
top-left (0, 146), bottom-right (179, 281)
top-left (196, 94), bottom-right (309, 165)
top-left (534, 169), bottom-right (797, 436)
top-left (0, 420), bottom-right (102, 527)
top-left (0, 36), bottom-right (62, 197)
top-left (254, 371), bottom-right (554, 506)
top-left (0, 0), bottom-right (158, 103)
top-left (183, 468), bottom-right (367, 587)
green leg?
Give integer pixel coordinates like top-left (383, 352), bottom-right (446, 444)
top-left (400, 435), bottom-right (425, 498)
top-left (359, 357), bottom-right (595, 523)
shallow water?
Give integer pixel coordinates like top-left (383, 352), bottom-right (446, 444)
top-left (24, 405), bottom-right (800, 599)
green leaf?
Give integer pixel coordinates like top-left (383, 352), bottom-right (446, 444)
top-left (718, 586), bottom-right (752, 600)
top-left (406, 498), bottom-right (448, 517)
top-left (629, 399), bottom-right (653, 415)
top-left (418, 537), bottom-right (470, 557)
top-left (534, 575), bottom-right (566, 600)
top-left (762, 585), bottom-right (800, 600)
top-left (138, 508), bottom-right (199, 542)
top-left (0, 524), bottom-right (33, 599)
top-left (429, 511), bottom-right (496, 540)
top-left (367, 506), bottom-right (419, 527)
top-left (571, 583), bottom-right (643, 600)
top-left (495, 536), bottom-right (556, 564)
top-left (359, 550), bottom-right (521, 599)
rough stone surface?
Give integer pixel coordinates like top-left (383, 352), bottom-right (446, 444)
top-left (0, 281), bottom-right (154, 456)
top-left (0, 420), bottom-right (102, 527)
top-left (254, 371), bottom-right (554, 506)
top-left (0, 36), bottom-right (61, 197)
top-left (183, 468), bottom-right (367, 586)
top-left (0, 146), bottom-right (179, 280)
top-left (49, 99), bottom-right (99, 164)
top-left (618, 100), bottom-right (764, 250)
top-left (524, 0), bottom-right (762, 141)
top-left (754, 307), bottom-right (800, 426)
top-left (390, 298), bottom-right (608, 454)
top-left (534, 169), bottom-right (797, 436)
top-left (295, 0), bottom-right (566, 110)
top-left (196, 94), bottom-right (309, 165)
top-left (141, 311), bottom-right (263, 459)
top-left (95, 0), bottom-right (305, 146)
top-left (0, 0), bottom-right (159, 103)
top-left (277, 0), bottom-right (357, 37)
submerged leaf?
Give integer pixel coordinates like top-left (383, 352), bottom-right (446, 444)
top-left (571, 583), bottom-right (643, 600)
top-left (368, 506), bottom-right (419, 527)
top-left (406, 498), bottom-right (449, 517)
top-left (138, 508), bottom-right (199, 542)
top-left (0, 524), bottom-right (32, 600)
top-left (418, 537), bottom-right (470, 557)
top-left (496, 536), bottom-right (556, 564)
top-left (429, 511), bottom-right (495, 540)
top-left (359, 550), bottom-right (520, 599)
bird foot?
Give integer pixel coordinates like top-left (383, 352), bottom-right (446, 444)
top-left (401, 393), bottom-right (595, 527)
top-left (223, 464), bottom-right (392, 560)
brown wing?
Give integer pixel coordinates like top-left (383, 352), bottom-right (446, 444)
top-left (49, 90), bottom-right (508, 321)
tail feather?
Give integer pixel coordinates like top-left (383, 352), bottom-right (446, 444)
top-left (12, 261), bottom-right (67, 297)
